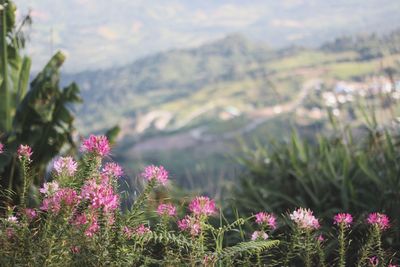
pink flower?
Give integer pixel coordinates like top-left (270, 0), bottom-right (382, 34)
top-left (316, 234), bottom-right (325, 243)
top-left (134, 224), bottom-right (151, 235)
top-left (157, 203), bottom-right (177, 217)
top-left (367, 213), bottom-right (390, 230)
top-left (85, 218), bottom-right (100, 237)
top-left (189, 196), bottom-right (217, 217)
top-left (23, 208), bottom-right (37, 220)
top-left (251, 231), bottom-right (269, 241)
top-left (334, 213), bottom-right (353, 227)
top-left (178, 215), bottom-right (201, 236)
top-left (178, 216), bottom-right (190, 231)
top-left (141, 165), bottom-right (169, 185)
top-left (255, 212), bottom-right (277, 229)
top-left (39, 181), bottom-right (60, 196)
top-left (17, 144), bottom-right (32, 161)
top-left (123, 226), bottom-right (134, 238)
top-left (6, 216), bottom-right (18, 223)
top-left (289, 208), bottom-right (320, 230)
top-left (72, 213), bottom-right (88, 225)
top-left (81, 135), bottom-right (110, 157)
top-left (80, 178), bottom-right (119, 213)
top-left (53, 157), bottom-right (77, 176)
top-left (40, 188), bottom-right (79, 214)
top-left (70, 246), bottom-right (80, 254)
top-left (102, 162), bottom-right (123, 178)
top-left (0, 143), bottom-right (4, 154)
top-left (388, 263), bottom-right (398, 267)
top-left (369, 256), bottom-right (379, 267)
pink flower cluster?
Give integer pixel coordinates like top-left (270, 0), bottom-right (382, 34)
top-left (157, 203), bottom-right (177, 217)
top-left (333, 213), bottom-right (353, 227)
top-left (80, 178), bottom-right (119, 213)
top-left (251, 231), bottom-right (269, 241)
top-left (17, 144), bottom-right (32, 161)
top-left (188, 196), bottom-right (216, 217)
top-left (53, 157), bottom-right (77, 176)
top-left (367, 212), bottom-right (390, 230)
top-left (40, 188), bottom-right (79, 214)
top-left (102, 162), bottom-right (123, 178)
top-left (84, 216), bottom-right (100, 237)
top-left (23, 208), bottom-right (38, 221)
top-left (255, 212), bottom-right (277, 229)
top-left (177, 196), bottom-right (217, 236)
top-left (141, 165), bottom-right (169, 185)
top-left (0, 143), bottom-right (4, 154)
top-left (289, 208), bottom-right (320, 230)
top-left (15, 139), bottom-right (123, 239)
top-left (81, 135), bottom-right (110, 157)
top-left (178, 215), bottom-right (201, 236)
top-left (68, 177), bottom-right (120, 236)
top-left (39, 175), bottom-right (119, 237)
top-left (135, 224), bottom-right (151, 235)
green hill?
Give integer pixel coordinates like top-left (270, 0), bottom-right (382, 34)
top-left (63, 30), bottom-right (400, 190)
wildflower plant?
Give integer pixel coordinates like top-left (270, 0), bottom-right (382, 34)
top-left (284, 208), bottom-right (322, 267)
top-left (334, 213), bottom-right (353, 267)
top-left (357, 213), bottom-right (391, 266)
top-left (0, 135), bottom-right (398, 266)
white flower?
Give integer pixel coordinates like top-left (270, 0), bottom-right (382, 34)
top-left (251, 231), bottom-right (268, 241)
top-left (39, 181), bottom-right (60, 196)
top-left (6, 216), bottom-right (18, 223)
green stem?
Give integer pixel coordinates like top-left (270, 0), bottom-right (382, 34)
top-left (20, 159), bottom-right (29, 208)
top-left (317, 241), bottom-right (327, 267)
top-left (284, 228), bottom-right (298, 267)
top-left (357, 229), bottom-right (375, 267)
top-left (130, 180), bottom-right (155, 216)
top-left (0, 0), bottom-right (10, 132)
top-left (304, 230), bottom-right (312, 267)
top-left (375, 227), bottom-right (384, 265)
top-left (338, 224), bottom-right (346, 267)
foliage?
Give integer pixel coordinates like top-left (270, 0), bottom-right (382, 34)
top-left (0, 0), bottom-right (81, 205)
top-left (1, 136), bottom-right (399, 266)
top-left (232, 112), bottom-right (400, 257)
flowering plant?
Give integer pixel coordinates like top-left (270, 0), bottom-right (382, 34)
top-left (0, 135), bottom-right (398, 266)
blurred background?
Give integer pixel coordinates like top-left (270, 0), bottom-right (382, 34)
top-left (12, 0), bottom-right (400, 198)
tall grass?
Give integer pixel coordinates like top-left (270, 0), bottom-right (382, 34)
top-left (232, 107), bottom-right (400, 257)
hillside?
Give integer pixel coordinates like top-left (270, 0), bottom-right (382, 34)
top-left (66, 31), bottom-right (400, 134)
top-left (64, 30), bottom-right (400, 190)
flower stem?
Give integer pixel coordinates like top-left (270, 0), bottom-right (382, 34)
top-left (338, 224), bottom-right (346, 267)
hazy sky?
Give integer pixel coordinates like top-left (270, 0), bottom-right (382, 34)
top-left (14, 0), bottom-right (400, 73)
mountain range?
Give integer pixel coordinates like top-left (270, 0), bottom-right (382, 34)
top-left (15, 0), bottom-right (400, 72)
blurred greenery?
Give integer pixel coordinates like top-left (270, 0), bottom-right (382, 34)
top-left (0, 1), bottom-right (81, 206)
top-left (232, 111), bottom-right (400, 251)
